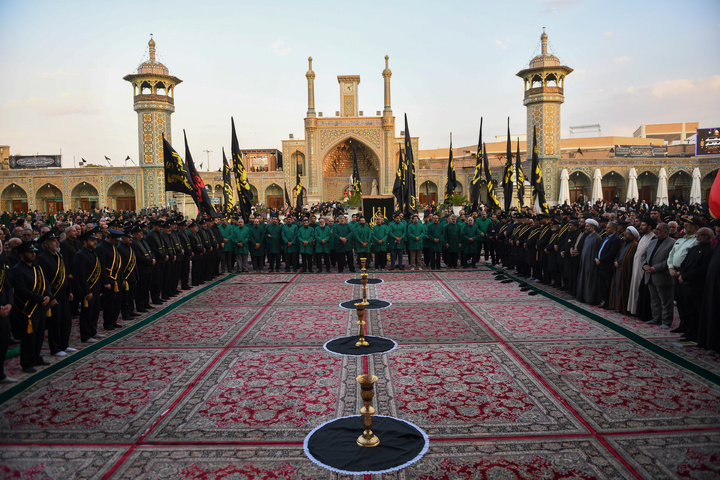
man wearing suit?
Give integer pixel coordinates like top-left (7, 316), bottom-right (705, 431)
top-left (595, 221), bottom-right (622, 309)
top-left (641, 223), bottom-right (676, 329)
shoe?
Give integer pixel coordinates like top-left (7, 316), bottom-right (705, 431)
top-left (112, 323), bottom-right (124, 329)
top-left (0, 376), bottom-right (18, 383)
top-left (136, 309), bottom-right (148, 313)
top-left (94, 333), bottom-right (107, 338)
top-left (34, 359), bottom-right (51, 366)
top-left (660, 324), bottom-right (670, 330)
top-left (670, 327), bottom-right (686, 334)
top-left (182, 286), bottom-right (191, 290)
top-left (22, 367), bottom-right (37, 374)
top-left (103, 325), bottom-right (116, 331)
top-left (53, 351), bottom-right (67, 357)
top-left (65, 347), bottom-right (78, 352)
top-left (146, 305), bottom-right (156, 310)
top-left (644, 320), bottom-right (661, 325)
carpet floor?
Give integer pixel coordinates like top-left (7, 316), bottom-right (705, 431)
top-left (1, 267), bottom-right (719, 479)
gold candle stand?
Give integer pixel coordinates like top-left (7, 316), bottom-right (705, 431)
top-left (356, 374), bottom-right (380, 447)
top-left (355, 301), bottom-right (369, 347)
top-left (360, 257), bottom-right (369, 306)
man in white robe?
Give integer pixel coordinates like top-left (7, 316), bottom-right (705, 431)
top-left (627, 218), bottom-right (656, 315)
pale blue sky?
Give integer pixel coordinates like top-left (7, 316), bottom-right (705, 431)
top-left (1, 0), bottom-right (718, 169)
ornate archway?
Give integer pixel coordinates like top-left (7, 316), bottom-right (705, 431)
top-left (35, 183), bottom-right (64, 214)
top-left (265, 183), bottom-right (283, 209)
top-left (702, 169), bottom-right (718, 202)
top-left (668, 170), bottom-right (692, 203)
top-left (1, 183), bottom-right (29, 213)
top-left (322, 138), bottom-right (380, 201)
top-left (71, 182), bottom-right (100, 212)
top-left (637, 171), bottom-right (659, 203)
top-left (419, 181), bottom-right (438, 206)
top-left (107, 181), bottom-right (136, 212)
top-left (601, 171), bottom-right (625, 203)
top-left (568, 171), bottom-right (591, 203)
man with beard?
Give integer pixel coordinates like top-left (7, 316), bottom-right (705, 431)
top-left (265, 216), bottom-right (283, 273)
top-left (35, 231), bottom-right (73, 357)
top-left (8, 241), bottom-right (51, 373)
top-left (118, 228), bottom-right (139, 321)
top-left (249, 218), bottom-right (266, 273)
top-left (96, 229), bottom-right (125, 331)
top-left (595, 221), bottom-right (622, 308)
top-left (333, 215), bottom-right (355, 273)
top-left (609, 226), bottom-right (639, 314)
top-left (444, 215), bottom-right (461, 269)
top-left (188, 221), bottom-right (207, 281)
top-left (145, 219), bottom-right (167, 305)
top-left (641, 223), bottom-right (676, 328)
top-left (678, 227), bottom-right (714, 342)
top-left (627, 217), bottom-right (656, 318)
top-left (282, 216), bottom-right (299, 273)
top-left (130, 224), bottom-right (154, 312)
top-left (561, 219), bottom-right (581, 294)
top-left (576, 219), bottom-right (602, 305)
top-left (298, 217), bottom-right (316, 273)
top-left (667, 215), bottom-right (700, 334)
top-left (61, 225), bottom-right (81, 316)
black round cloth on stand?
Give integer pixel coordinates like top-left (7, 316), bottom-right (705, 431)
top-left (304, 415), bottom-right (429, 475)
top-left (324, 335), bottom-right (397, 356)
top-left (339, 299), bottom-right (392, 310)
top-left (345, 278), bottom-right (383, 285)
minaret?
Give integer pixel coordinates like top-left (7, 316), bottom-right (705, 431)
top-left (123, 36), bottom-right (182, 208)
top-left (381, 55), bottom-right (395, 194)
top-left (304, 57), bottom-right (318, 200)
top-left (382, 55), bottom-right (392, 117)
top-left (516, 29), bottom-right (572, 204)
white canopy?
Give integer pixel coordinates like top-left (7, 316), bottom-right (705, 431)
top-left (656, 168), bottom-right (669, 206)
top-left (689, 167), bottom-right (702, 204)
top-left (626, 168), bottom-right (639, 202)
top-left (558, 169), bottom-right (570, 205)
top-left (591, 168), bottom-right (603, 203)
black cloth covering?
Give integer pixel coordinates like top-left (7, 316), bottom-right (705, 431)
top-left (324, 335), bottom-right (396, 356)
top-left (339, 299), bottom-right (391, 310)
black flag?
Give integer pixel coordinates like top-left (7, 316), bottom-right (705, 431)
top-left (403, 114), bottom-right (417, 216)
top-left (284, 183), bottom-right (292, 213)
top-left (352, 145), bottom-right (362, 194)
top-left (470, 119), bottom-right (484, 212)
top-left (222, 147), bottom-right (233, 219)
top-left (294, 167), bottom-right (304, 209)
top-left (483, 143), bottom-right (501, 211)
top-left (393, 148), bottom-right (405, 212)
top-left (230, 117), bottom-right (253, 221)
top-left (516, 137), bottom-right (525, 208)
top-left (163, 135), bottom-right (194, 197)
top-left (444, 133), bottom-right (457, 203)
top-left (502, 118), bottom-right (514, 213)
top-left (531, 125), bottom-right (549, 213)
top-left (183, 131), bottom-right (219, 218)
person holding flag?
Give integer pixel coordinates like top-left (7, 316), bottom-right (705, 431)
top-left (530, 125), bottom-right (550, 214)
top-left (352, 145), bottom-right (362, 195)
top-left (231, 118), bottom-right (254, 221)
top-left (445, 133), bottom-right (457, 204)
top-left (221, 148), bottom-right (234, 220)
top-left (470, 119), bottom-right (484, 213)
top-left (502, 119), bottom-right (514, 213)
top-left (516, 138), bottom-right (525, 208)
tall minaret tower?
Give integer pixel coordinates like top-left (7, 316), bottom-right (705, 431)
top-left (516, 29), bottom-right (572, 204)
top-left (124, 36), bottom-right (182, 208)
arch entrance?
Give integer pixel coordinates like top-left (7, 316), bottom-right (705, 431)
top-left (108, 181), bottom-right (136, 212)
top-left (1, 184), bottom-right (28, 213)
top-left (71, 182), bottom-right (99, 211)
top-left (322, 138), bottom-right (379, 202)
top-left (36, 183), bottom-right (64, 214)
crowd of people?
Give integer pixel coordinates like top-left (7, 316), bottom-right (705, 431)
top-left (1, 198), bottom-right (718, 384)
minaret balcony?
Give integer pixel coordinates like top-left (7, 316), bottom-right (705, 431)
top-left (134, 94), bottom-right (174, 104)
top-left (526, 86), bottom-right (564, 96)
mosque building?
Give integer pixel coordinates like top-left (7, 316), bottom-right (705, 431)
top-left (1, 33), bottom-right (717, 215)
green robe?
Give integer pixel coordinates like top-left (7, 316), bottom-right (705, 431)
top-left (282, 223), bottom-right (299, 253)
top-left (298, 225), bottom-right (315, 255)
top-left (476, 217), bottom-right (492, 242)
top-left (354, 225), bottom-right (372, 253)
top-left (248, 225), bottom-right (266, 257)
top-left (333, 223), bottom-right (354, 253)
top-left (461, 222), bottom-right (480, 255)
top-left (264, 223), bottom-right (283, 255)
top-left (371, 223), bottom-right (389, 252)
top-left (426, 222), bottom-right (445, 253)
top-left (444, 223), bottom-right (462, 253)
top-left (219, 224), bottom-right (236, 252)
top-left (232, 226), bottom-right (250, 255)
top-left (314, 225), bottom-right (332, 254)
top-left (407, 222), bottom-right (425, 251)
top-left (387, 221), bottom-right (407, 250)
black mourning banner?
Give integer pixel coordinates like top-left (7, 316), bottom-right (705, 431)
top-left (9, 155), bottom-right (61, 169)
top-left (696, 128), bottom-right (720, 156)
top-left (614, 145), bottom-right (667, 157)
top-left (362, 196), bottom-right (394, 227)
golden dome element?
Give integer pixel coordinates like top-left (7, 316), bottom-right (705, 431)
top-left (382, 55), bottom-right (392, 78)
top-left (306, 56), bottom-right (315, 79)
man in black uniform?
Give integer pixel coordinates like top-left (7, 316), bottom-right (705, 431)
top-left (8, 241), bottom-right (51, 373)
top-left (130, 223), bottom-right (154, 312)
top-left (161, 221), bottom-right (177, 299)
top-left (146, 219), bottom-right (167, 304)
top-left (35, 231), bottom-right (73, 357)
top-left (177, 220), bottom-right (192, 290)
top-left (0, 239), bottom-right (16, 383)
top-left (61, 225), bottom-right (81, 316)
top-left (96, 229), bottom-right (124, 330)
top-left (188, 220), bottom-right (206, 285)
top-left (74, 228), bottom-right (110, 343)
top-left (118, 227), bottom-right (139, 321)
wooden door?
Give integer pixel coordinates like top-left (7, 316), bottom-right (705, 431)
top-left (419, 193), bottom-right (437, 206)
top-left (116, 196), bottom-right (136, 211)
top-left (570, 188), bottom-right (584, 203)
top-left (639, 187), bottom-right (653, 203)
top-left (81, 198), bottom-right (90, 211)
top-left (266, 195), bottom-right (283, 209)
top-left (12, 200), bottom-right (26, 213)
top-left (602, 187), bottom-right (616, 203)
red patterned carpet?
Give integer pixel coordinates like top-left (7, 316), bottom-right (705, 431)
top-left (1, 267), bottom-right (720, 479)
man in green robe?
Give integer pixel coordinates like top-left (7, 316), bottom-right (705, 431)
top-left (444, 215), bottom-right (462, 269)
top-left (265, 216), bottom-right (283, 272)
top-left (218, 218), bottom-right (235, 273)
top-left (333, 215), bottom-right (355, 273)
top-left (282, 216), bottom-right (299, 272)
top-left (297, 217), bottom-right (315, 273)
top-left (248, 218), bottom-right (266, 272)
top-left (232, 218), bottom-right (250, 273)
top-left (426, 214), bottom-right (445, 270)
top-left (461, 216), bottom-right (480, 268)
top-left (407, 214), bottom-right (425, 270)
top-left (388, 213), bottom-right (407, 270)
top-left (354, 217), bottom-right (372, 268)
top-left (314, 218), bottom-right (333, 273)
top-left (372, 216), bottom-right (389, 271)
